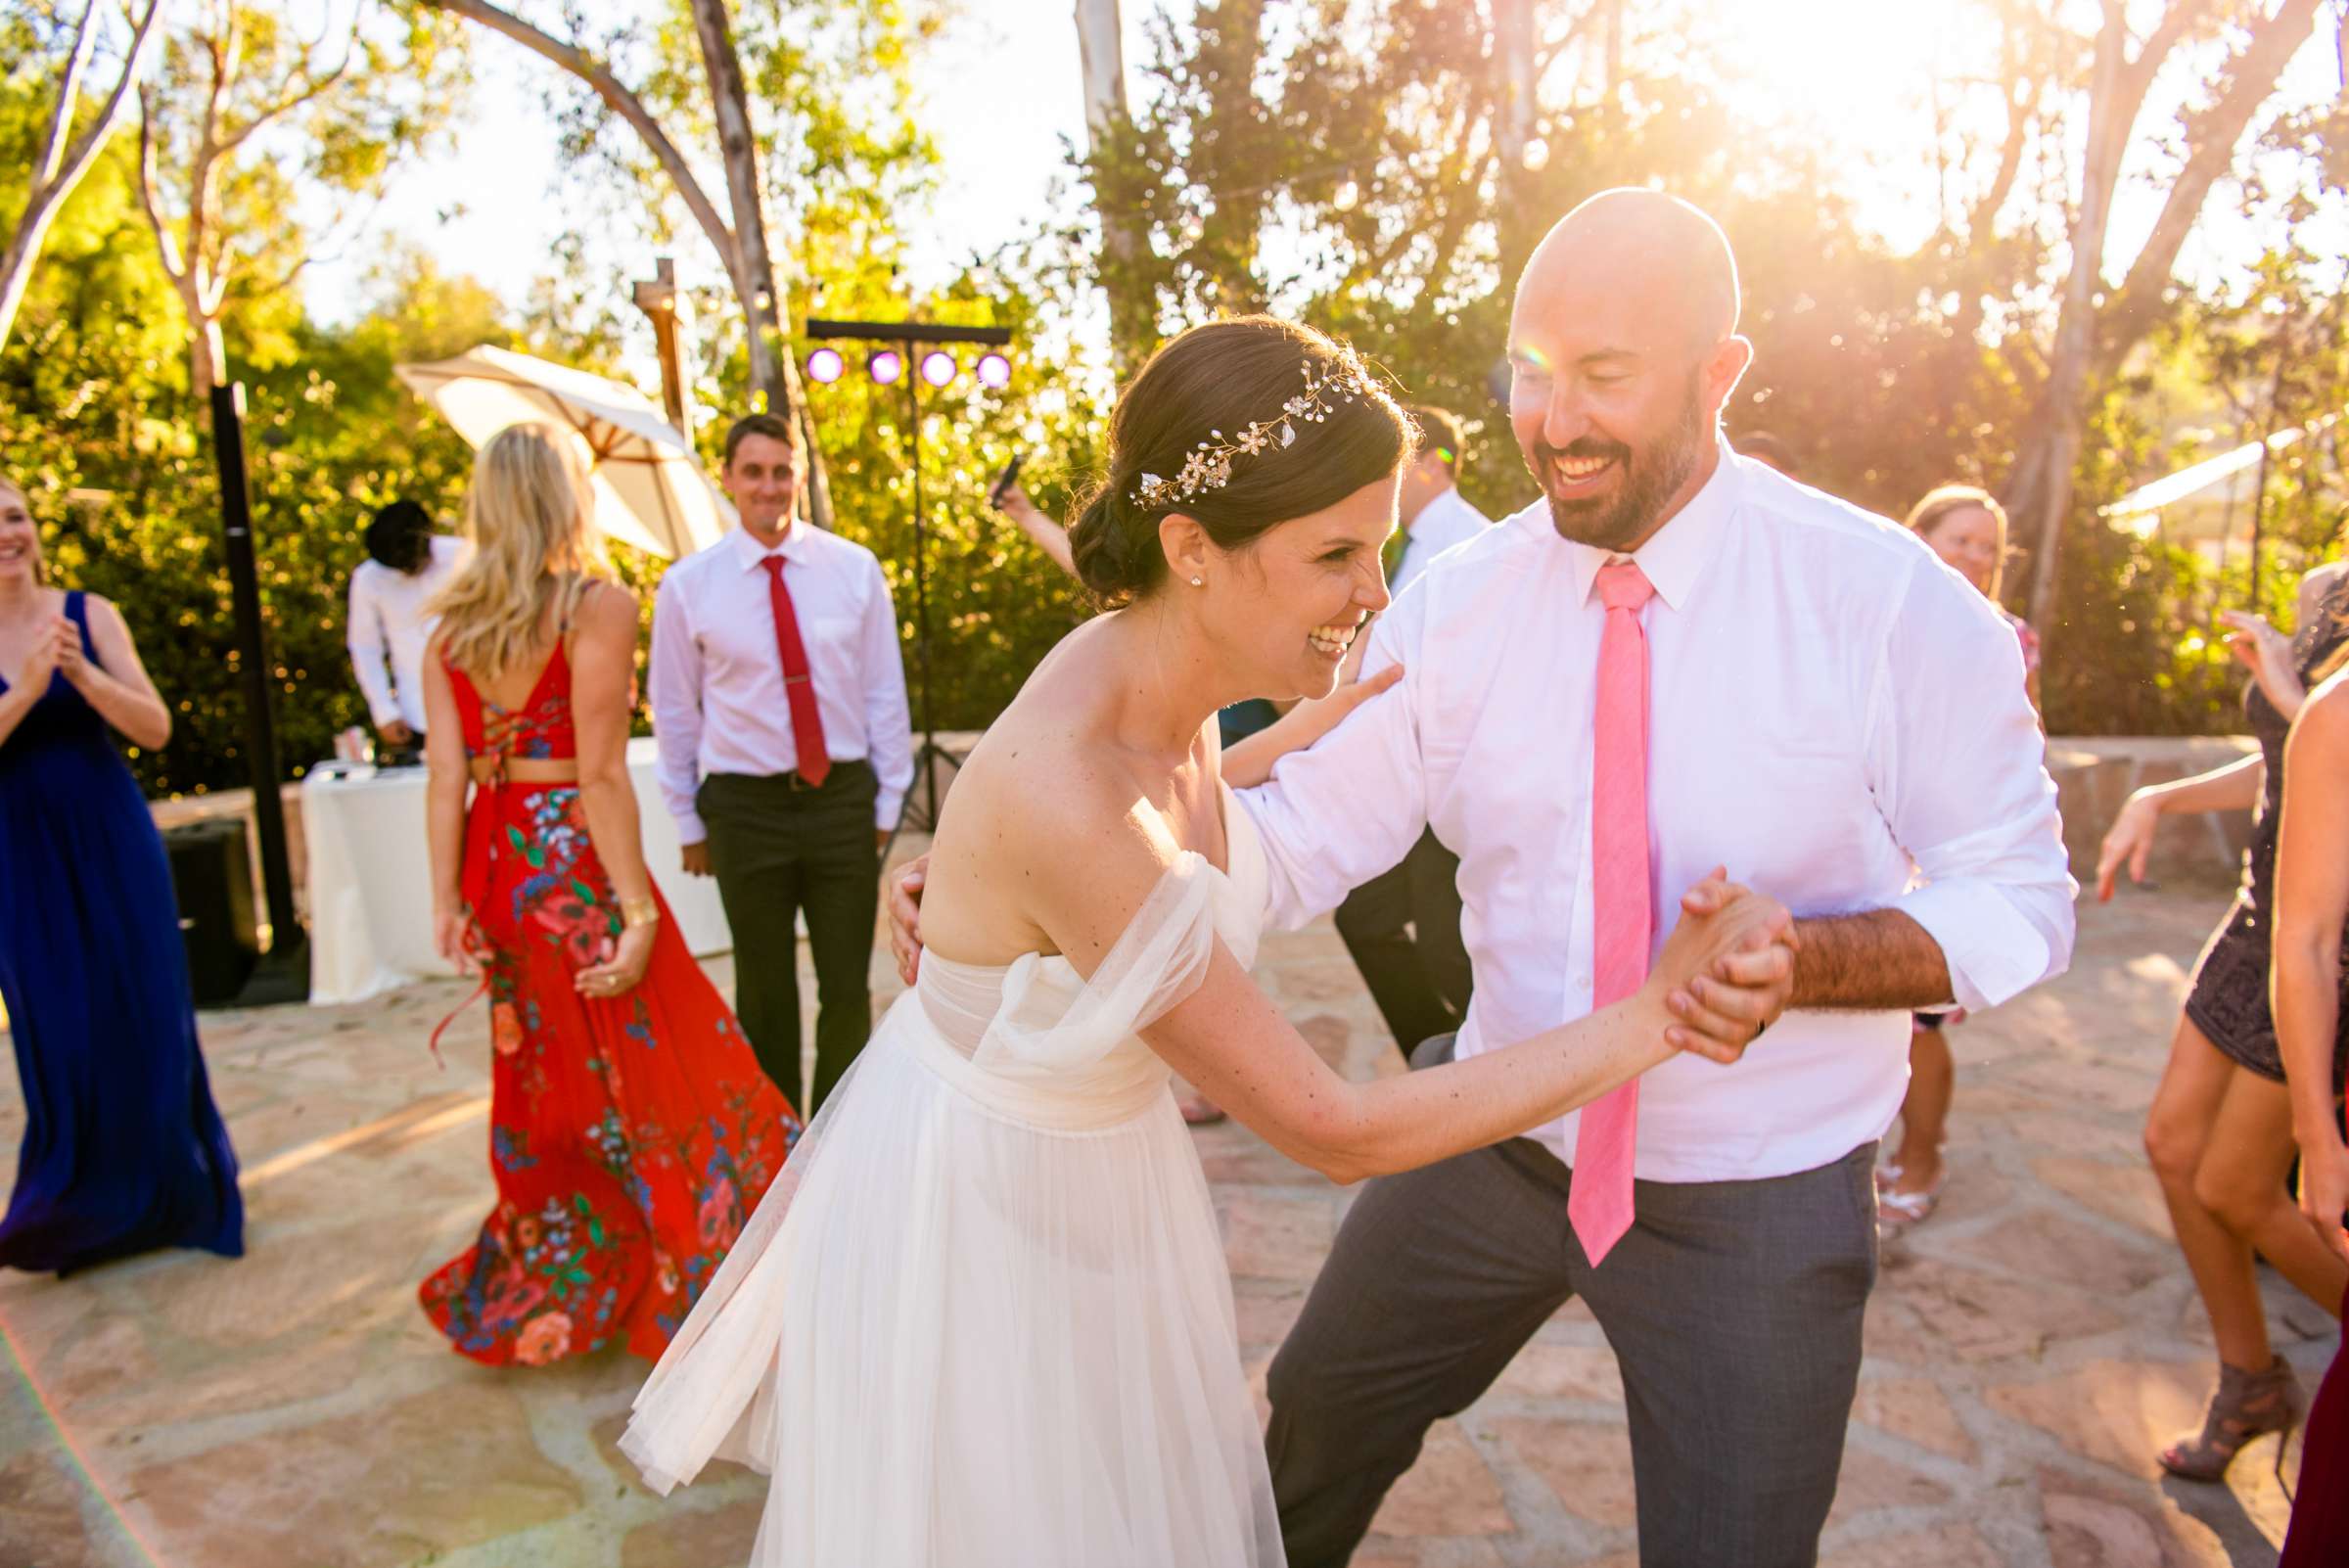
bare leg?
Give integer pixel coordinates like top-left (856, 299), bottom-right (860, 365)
top-left (2143, 1017), bottom-right (2272, 1372)
top-left (2193, 1068), bottom-right (2349, 1317)
top-left (1887, 1023), bottom-right (1952, 1200)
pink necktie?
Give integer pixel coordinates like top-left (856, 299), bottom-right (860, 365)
top-left (1567, 559), bottom-right (1655, 1267)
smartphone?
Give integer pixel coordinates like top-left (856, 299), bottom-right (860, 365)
top-left (989, 453), bottom-right (1025, 509)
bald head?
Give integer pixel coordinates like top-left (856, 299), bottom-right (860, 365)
top-left (1519, 188), bottom-right (1740, 348)
top-left (1505, 189), bottom-right (1753, 553)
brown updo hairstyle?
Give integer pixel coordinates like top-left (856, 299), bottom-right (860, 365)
top-left (1069, 316), bottom-right (1414, 606)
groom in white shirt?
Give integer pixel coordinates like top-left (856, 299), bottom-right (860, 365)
top-left (1248, 191), bottom-right (2074, 1565)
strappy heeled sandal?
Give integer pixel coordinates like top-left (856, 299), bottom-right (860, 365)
top-left (2160, 1357), bottom-right (2305, 1493)
top-left (1875, 1169), bottom-right (1944, 1239)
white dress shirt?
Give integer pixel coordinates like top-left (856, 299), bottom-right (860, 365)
top-left (346, 534), bottom-right (465, 733)
top-left (1390, 486), bottom-right (1491, 599)
top-left (1240, 439), bottom-right (2075, 1183)
top-left (651, 522), bottom-right (915, 838)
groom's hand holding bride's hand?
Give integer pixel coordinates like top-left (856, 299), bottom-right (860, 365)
top-left (1650, 870), bottom-right (1798, 1064)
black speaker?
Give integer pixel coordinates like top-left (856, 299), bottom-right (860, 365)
top-left (161, 817), bottom-right (261, 1007)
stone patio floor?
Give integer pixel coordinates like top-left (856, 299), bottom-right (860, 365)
top-left (1, 867), bottom-right (2336, 1568)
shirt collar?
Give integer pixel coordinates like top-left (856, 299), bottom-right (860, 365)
top-left (1564, 434), bottom-right (1743, 613)
top-left (731, 519), bottom-right (808, 570)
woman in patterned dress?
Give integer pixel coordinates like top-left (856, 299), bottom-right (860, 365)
top-left (417, 425), bottom-right (802, 1365)
top-left (2097, 548), bottom-right (2349, 1480)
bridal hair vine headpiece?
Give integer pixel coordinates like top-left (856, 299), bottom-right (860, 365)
top-left (1130, 355), bottom-right (1377, 509)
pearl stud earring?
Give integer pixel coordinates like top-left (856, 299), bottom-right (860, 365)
top-left (1190, 576), bottom-right (1204, 586)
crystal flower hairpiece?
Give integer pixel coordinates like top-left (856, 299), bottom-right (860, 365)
top-left (1130, 356), bottom-right (1376, 509)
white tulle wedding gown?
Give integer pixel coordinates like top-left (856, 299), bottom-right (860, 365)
top-left (621, 783), bottom-right (1282, 1567)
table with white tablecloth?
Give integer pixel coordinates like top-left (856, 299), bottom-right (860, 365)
top-left (301, 736), bottom-right (732, 1005)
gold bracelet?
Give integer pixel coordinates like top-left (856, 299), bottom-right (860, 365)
top-left (620, 896), bottom-right (661, 930)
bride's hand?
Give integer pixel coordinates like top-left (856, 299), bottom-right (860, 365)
top-left (887, 853), bottom-right (931, 984)
top-left (1220, 664), bottom-right (1404, 789)
top-left (1645, 869), bottom-right (1796, 1064)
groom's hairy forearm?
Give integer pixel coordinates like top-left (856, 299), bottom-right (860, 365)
top-left (1788, 908), bottom-right (1953, 1010)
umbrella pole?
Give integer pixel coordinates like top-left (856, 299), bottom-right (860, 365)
top-left (209, 381), bottom-right (308, 1004)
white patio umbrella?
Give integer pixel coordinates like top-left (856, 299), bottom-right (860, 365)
top-left (395, 346), bottom-right (733, 560)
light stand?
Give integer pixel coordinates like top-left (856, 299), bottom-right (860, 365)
top-left (804, 318), bottom-right (1013, 836)
top-left (208, 380), bottom-right (309, 1004)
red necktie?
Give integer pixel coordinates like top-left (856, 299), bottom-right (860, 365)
top-left (1566, 559), bottom-right (1655, 1267)
top-left (759, 555), bottom-right (830, 786)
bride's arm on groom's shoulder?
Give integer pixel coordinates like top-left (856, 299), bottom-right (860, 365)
top-left (1235, 605), bottom-right (1430, 930)
top-left (1220, 662), bottom-right (1403, 789)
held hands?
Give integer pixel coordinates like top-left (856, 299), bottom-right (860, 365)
top-left (1648, 870), bottom-right (1797, 1064)
top-left (2095, 789), bottom-right (2161, 902)
top-left (576, 921), bottom-right (657, 999)
top-left (2298, 1138), bottom-right (2349, 1266)
top-left (17, 616), bottom-right (73, 691)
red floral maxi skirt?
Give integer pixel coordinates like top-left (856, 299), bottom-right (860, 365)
top-left (420, 783), bottom-right (802, 1365)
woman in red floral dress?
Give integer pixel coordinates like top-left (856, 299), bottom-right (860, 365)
top-left (417, 423), bottom-right (802, 1366)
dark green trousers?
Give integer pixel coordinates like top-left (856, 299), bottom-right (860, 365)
top-left (698, 764), bottom-right (880, 1115)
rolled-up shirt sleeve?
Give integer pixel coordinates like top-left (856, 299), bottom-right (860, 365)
top-left (1237, 598), bottom-right (1432, 930)
top-left (1870, 560), bottom-right (2078, 1011)
top-left (649, 570), bottom-right (709, 844)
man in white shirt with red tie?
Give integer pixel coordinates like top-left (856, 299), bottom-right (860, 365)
top-left (1251, 191), bottom-right (2076, 1564)
top-left (652, 413), bottom-right (913, 1114)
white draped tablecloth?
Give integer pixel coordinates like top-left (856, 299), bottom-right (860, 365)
top-left (302, 736), bottom-right (732, 1006)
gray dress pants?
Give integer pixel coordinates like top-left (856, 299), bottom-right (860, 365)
top-left (1267, 1036), bottom-right (1879, 1568)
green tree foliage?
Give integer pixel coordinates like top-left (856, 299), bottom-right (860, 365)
top-left (5, 0), bottom-right (2346, 804)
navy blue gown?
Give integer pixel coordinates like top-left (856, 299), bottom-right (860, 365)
top-left (0, 590), bottom-right (242, 1273)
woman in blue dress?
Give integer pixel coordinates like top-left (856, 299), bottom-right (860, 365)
top-left (0, 476), bottom-right (242, 1273)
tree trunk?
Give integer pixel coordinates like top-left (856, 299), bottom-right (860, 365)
top-left (1491, 0), bottom-right (1542, 283)
top-left (2014, 12), bottom-right (2128, 632)
top-left (685, 0), bottom-right (831, 526)
top-left (415, 0), bottom-right (835, 526)
top-left (1075, 0), bottom-right (1155, 370)
top-left (0, 0), bottom-right (168, 351)
top-left (2011, 0), bottom-right (2320, 632)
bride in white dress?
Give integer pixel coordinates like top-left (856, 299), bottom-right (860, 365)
top-left (621, 316), bottom-right (1796, 1567)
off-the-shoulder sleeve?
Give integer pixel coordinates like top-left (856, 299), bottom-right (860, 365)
top-left (975, 852), bottom-right (1220, 1075)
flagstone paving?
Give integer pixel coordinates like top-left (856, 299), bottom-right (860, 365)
top-left (1, 864), bottom-right (2333, 1567)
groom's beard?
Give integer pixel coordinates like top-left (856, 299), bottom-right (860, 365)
top-left (1532, 375), bottom-right (1709, 553)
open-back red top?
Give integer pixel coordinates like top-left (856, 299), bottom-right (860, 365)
top-left (444, 639), bottom-right (578, 919)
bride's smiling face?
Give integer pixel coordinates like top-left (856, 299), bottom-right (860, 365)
top-left (1171, 475), bottom-right (1398, 703)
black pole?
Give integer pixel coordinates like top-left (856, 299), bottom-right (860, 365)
top-left (208, 381), bottom-right (307, 1000)
top-left (904, 347), bottom-right (941, 827)
top-left (800, 317), bottom-right (1011, 837)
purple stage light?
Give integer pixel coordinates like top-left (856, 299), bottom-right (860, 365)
top-left (920, 349), bottom-right (958, 388)
top-left (976, 351), bottom-right (1012, 389)
top-left (806, 346), bottom-right (845, 384)
top-left (867, 348), bottom-right (903, 385)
